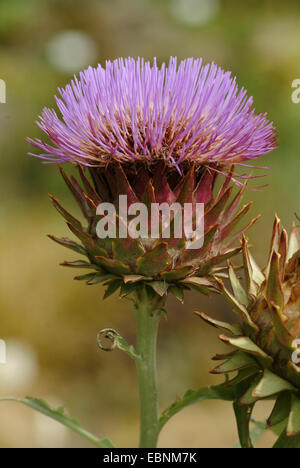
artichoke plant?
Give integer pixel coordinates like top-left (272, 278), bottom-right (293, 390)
top-left (22, 57), bottom-right (277, 448)
top-left (198, 217), bottom-right (300, 443)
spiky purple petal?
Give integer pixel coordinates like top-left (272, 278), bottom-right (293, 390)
top-left (28, 57), bottom-right (277, 170)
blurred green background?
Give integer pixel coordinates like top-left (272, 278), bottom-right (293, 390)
top-left (0, 0), bottom-right (299, 448)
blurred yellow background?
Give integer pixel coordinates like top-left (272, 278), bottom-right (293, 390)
top-left (0, 0), bottom-right (299, 448)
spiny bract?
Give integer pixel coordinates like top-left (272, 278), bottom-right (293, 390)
top-left (49, 163), bottom-right (257, 301)
top-left (198, 217), bottom-right (300, 436)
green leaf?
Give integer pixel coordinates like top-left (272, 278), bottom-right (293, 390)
top-left (287, 224), bottom-right (300, 261)
top-left (211, 351), bottom-right (256, 374)
top-left (168, 285), bottom-right (185, 303)
top-left (196, 311), bottom-right (243, 336)
top-left (205, 186), bottom-right (233, 227)
top-left (147, 281), bottom-right (169, 297)
top-left (0, 397), bottom-right (114, 448)
top-left (113, 163), bottom-right (138, 205)
top-left (252, 370), bottom-right (295, 398)
top-left (123, 275), bottom-right (146, 283)
top-left (74, 273), bottom-right (96, 282)
top-left (49, 194), bottom-right (83, 230)
top-left (160, 267), bottom-right (193, 282)
top-left (212, 351), bottom-right (236, 361)
top-left (187, 283), bottom-right (210, 295)
top-left (228, 262), bottom-right (249, 307)
top-left (97, 330), bottom-right (140, 361)
top-left (60, 260), bottom-right (97, 269)
top-left (239, 374), bottom-right (263, 405)
top-left (181, 277), bottom-right (217, 295)
top-left (233, 377), bottom-right (260, 448)
top-left (59, 167), bottom-right (94, 219)
top-left (175, 166), bottom-right (195, 204)
top-left (234, 419), bottom-right (267, 448)
top-left (112, 238), bottom-right (145, 268)
top-left (112, 334), bottom-right (140, 361)
top-left (87, 273), bottom-right (115, 284)
top-left (247, 250), bottom-right (265, 287)
top-left (181, 276), bottom-right (215, 288)
top-left (178, 225), bottom-right (219, 267)
top-left (226, 368), bottom-right (260, 387)
top-left (136, 243), bottom-right (171, 276)
top-left (233, 401), bottom-right (255, 448)
top-left (221, 202), bottom-right (253, 241)
top-left (159, 383), bottom-right (236, 431)
top-left (268, 392), bottom-right (291, 428)
top-left (269, 302), bottom-right (293, 347)
top-left (103, 280), bottom-right (122, 299)
top-left (273, 429), bottom-right (300, 448)
top-left (48, 235), bottom-right (87, 256)
top-left (214, 278), bottom-right (258, 333)
top-left (266, 251), bottom-right (284, 309)
top-left (219, 335), bottom-right (273, 364)
top-left (287, 394), bottom-right (300, 436)
top-left (95, 256), bottom-right (131, 275)
top-left (269, 418), bottom-right (288, 437)
top-left (242, 237), bottom-right (264, 295)
top-left (199, 247), bottom-right (242, 274)
top-left (120, 282), bottom-right (139, 297)
top-left (77, 166), bottom-right (101, 205)
top-left (66, 222), bottom-right (108, 257)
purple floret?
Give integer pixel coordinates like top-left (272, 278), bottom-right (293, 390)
top-left (28, 57), bottom-right (277, 170)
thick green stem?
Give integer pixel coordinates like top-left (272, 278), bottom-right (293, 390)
top-left (135, 289), bottom-right (162, 448)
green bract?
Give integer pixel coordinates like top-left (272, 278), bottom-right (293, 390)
top-left (198, 217), bottom-right (300, 437)
top-left (49, 162), bottom-right (257, 302)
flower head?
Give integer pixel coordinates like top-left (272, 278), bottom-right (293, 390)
top-left (198, 218), bottom-right (300, 437)
top-left (28, 57), bottom-right (275, 302)
top-left (28, 57), bottom-right (277, 172)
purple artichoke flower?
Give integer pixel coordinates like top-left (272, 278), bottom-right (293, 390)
top-left (27, 57), bottom-right (277, 301)
top-left (28, 57), bottom-right (277, 173)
